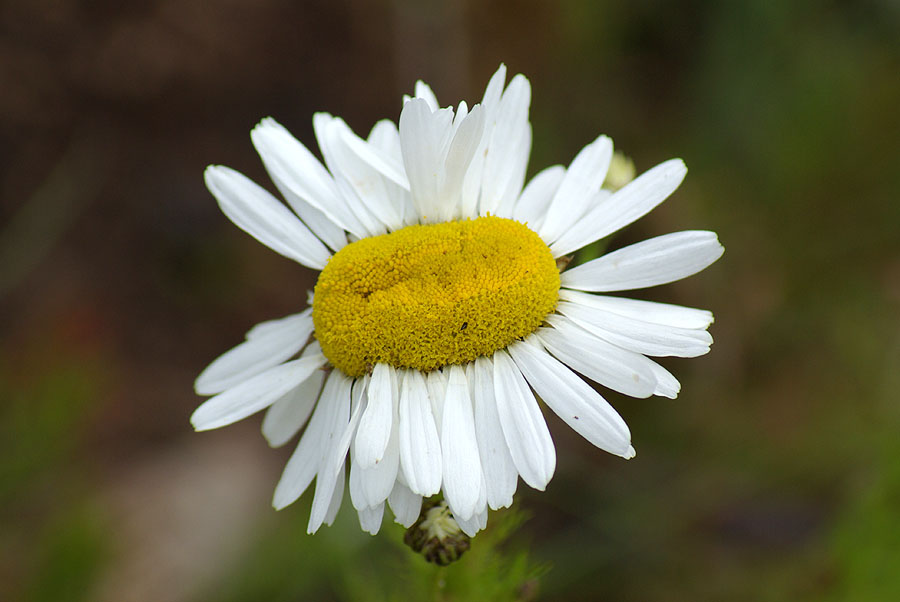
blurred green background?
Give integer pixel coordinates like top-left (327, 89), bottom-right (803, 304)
top-left (2, 0), bottom-right (899, 600)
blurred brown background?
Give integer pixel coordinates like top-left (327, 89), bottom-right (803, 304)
top-left (2, 1), bottom-right (899, 601)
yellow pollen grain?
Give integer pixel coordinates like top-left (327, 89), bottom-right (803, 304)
top-left (312, 216), bottom-right (560, 377)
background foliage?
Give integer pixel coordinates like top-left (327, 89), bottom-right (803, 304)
top-left (1, 0), bottom-right (898, 600)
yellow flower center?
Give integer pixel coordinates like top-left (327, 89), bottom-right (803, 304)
top-left (312, 216), bottom-right (560, 377)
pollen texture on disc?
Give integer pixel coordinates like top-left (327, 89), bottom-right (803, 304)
top-left (312, 216), bottom-right (560, 377)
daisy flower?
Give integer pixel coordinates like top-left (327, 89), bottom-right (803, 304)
top-left (191, 65), bottom-right (723, 540)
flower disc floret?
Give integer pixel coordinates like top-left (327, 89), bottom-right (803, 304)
top-left (313, 216), bottom-right (560, 376)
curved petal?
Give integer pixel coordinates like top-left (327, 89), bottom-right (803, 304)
top-left (354, 363), bottom-right (394, 468)
top-left (414, 80), bottom-right (440, 111)
top-left (560, 230), bottom-right (724, 292)
top-left (399, 99), bottom-right (453, 221)
top-left (357, 502), bottom-right (385, 535)
top-left (456, 505), bottom-right (488, 537)
top-left (272, 371), bottom-right (337, 510)
top-left (508, 338), bottom-right (633, 458)
top-left (195, 310), bottom-right (313, 396)
top-left (550, 159), bottom-right (687, 257)
top-left (512, 165), bottom-right (565, 232)
top-left (440, 365), bottom-right (484, 521)
top-left (340, 123), bottom-right (410, 191)
top-left (648, 360), bottom-right (681, 399)
top-left (440, 104), bottom-right (485, 221)
top-left (556, 301), bottom-right (713, 357)
top-left (251, 119), bottom-right (347, 251)
top-left (356, 428), bottom-right (400, 509)
top-left (261, 362), bottom-right (325, 447)
top-left (323, 464), bottom-right (346, 528)
top-left (205, 166), bottom-right (331, 269)
top-left (191, 353), bottom-right (326, 431)
top-left (308, 372), bottom-right (353, 532)
top-left (538, 315), bottom-right (658, 398)
top-left (388, 481), bottom-right (422, 528)
top-left (352, 369), bottom-right (401, 508)
top-left (398, 369), bottom-right (442, 496)
top-left (460, 64), bottom-right (508, 217)
top-left (250, 119), bottom-right (347, 230)
top-left (425, 369), bottom-right (447, 436)
top-left (538, 135), bottom-right (613, 244)
top-left (472, 356), bottom-right (517, 510)
top-left (492, 350), bottom-right (556, 490)
top-left (479, 74), bottom-right (532, 217)
top-left (559, 288), bottom-right (714, 329)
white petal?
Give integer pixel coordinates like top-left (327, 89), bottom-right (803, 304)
top-left (512, 165), bottom-right (565, 232)
top-left (368, 119), bottom-right (402, 162)
top-left (472, 356), bottom-right (517, 510)
top-left (456, 505), bottom-right (488, 537)
top-left (340, 124), bottom-right (410, 191)
top-left (348, 457), bottom-right (367, 510)
top-left (261, 363), bottom-right (325, 447)
top-left (204, 166), bottom-right (331, 269)
top-left (313, 113), bottom-right (387, 239)
top-left (508, 338), bottom-right (633, 457)
top-left (325, 117), bottom-right (405, 231)
top-left (326, 377), bottom-right (368, 477)
top-left (493, 125), bottom-right (531, 219)
top-left (355, 363), bottom-right (394, 468)
top-left (459, 65), bottom-right (507, 218)
top-left (195, 310), bottom-right (313, 395)
top-left (398, 369), bottom-right (442, 496)
top-left (479, 75), bottom-right (532, 217)
top-left (331, 164), bottom-right (386, 239)
top-left (400, 99), bottom-right (453, 221)
top-left (425, 369), bottom-right (447, 437)
top-left (252, 120), bottom-right (347, 252)
top-left (414, 80), bottom-right (440, 111)
top-left (538, 135), bottom-right (613, 243)
top-left (366, 120), bottom-right (416, 227)
top-left (272, 181), bottom-right (347, 252)
top-left (556, 301), bottom-right (712, 357)
top-left (359, 430), bottom-right (400, 508)
top-left (492, 350), bottom-right (556, 490)
top-left (453, 100), bottom-right (469, 129)
top-left (482, 64), bottom-right (508, 108)
top-left (560, 230), bottom-right (724, 292)
top-left (460, 144), bottom-right (485, 219)
top-left (550, 159), bottom-right (687, 257)
top-left (439, 105), bottom-right (486, 222)
top-left (538, 315), bottom-right (657, 398)
top-left (251, 120), bottom-right (344, 223)
top-left (648, 360), bottom-right (681, 399)
top-left (191, 353), bottom-right (326, 431)
top-left (357, 503), bottom-right (385, 535)
top-left (324, 465), bottom-right (346, 527)
top-left (307, 372), bottom-right (353, 532)
top-left (352, 370), bottom-right (401, 509)
top-left (440, 365), bottom-right (484, 521)
top-left (272, 375), bottom-right (333, 510)
top-left (253, 117), bottom-right (363, 239)
top-left (559, 288), bottom-right (714, 329)
top-left (388, 481), bottom-right (422, 528)
top-left (246, 312), bottom-right (311, 340)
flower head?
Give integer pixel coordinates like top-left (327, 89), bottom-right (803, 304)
top-left (191, 65), bottom-right (723, 540)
